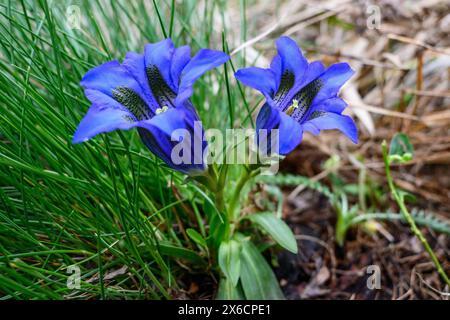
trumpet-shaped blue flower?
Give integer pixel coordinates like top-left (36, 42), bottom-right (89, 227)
top-left (73, 39), bottom-right (229, 174)
top-left (235, 36), bottom-right (357, 155)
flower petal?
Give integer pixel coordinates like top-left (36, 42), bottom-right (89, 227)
top-left (282, 61), bottom-right (327, 118)
top-left (303, 111), bottom-right (358, 143)
top-left (73, 89), bottom-right (136, 143)
top-left (81, 61), bottom-right (142, 97)
top-left (275, 36), bottom-right (308, 85)
top-left (256, 103), bottom-right (303, 155)
top-left (234, 67), bottom-right (277, 101)
top-left (144, 38), bottom-right (176, 90)
top-left (122, 52), bottom-right (160, 112)
top-left (312, 62), bottom-right (354, 104)
top-left (170, 45), bottom-right (191, 91)
top-left (80, 60), bottom-right (153, 120)
top-left (175, 49), bottom-right (229, 106)
top-left (269, 54), bottom-right (282, 91)
top-left (299, 61), bottom-right (326, 87)
top-left (271, 36), bottom-right (312, 110)
top-left (136, 108), bottom-right (207, 174)
top-left (278, 110), bottom-right (304, 155)
top-left (289, 63), bottom-right (352, 122)
top-left (314, 97), bottom-right (348, 114)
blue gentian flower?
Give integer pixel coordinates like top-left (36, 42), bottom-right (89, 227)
top-left (73, 39), bottom-right (229, 174)
top-left (235, 36), bottom-right (358, 155)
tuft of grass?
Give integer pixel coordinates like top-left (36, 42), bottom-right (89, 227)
top-left (0, 0), bottom-right (251, 299)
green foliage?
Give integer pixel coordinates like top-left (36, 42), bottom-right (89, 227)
top-left (218, 240), bottom-right (241, 286)
top-left (246, 212), bottom-right (298, 254)
top-left (383, 137), bottom-right (449, 285)
top-left (0, 0), bottom-right (298, 300)
top-left (0, 0), bottom-right (253, 299)
top-left (186, 228), bottom-right (207, 249)
top-left (257, 173), bottom-right (334, 199)
top-left (237, 234), bottom-right (284, 300)
top-left (9, 0), bottom-right (442, 301)
top-left (333, 194), bottom-right (358, 246)
top-left (216, 277), bottom-right (244, 300)
top-left (259, 167), bottom-right (450, 248)
top-left (388, 133), bottom-right (414, 163)
top-left (349, 210), bottom-right (450, 236)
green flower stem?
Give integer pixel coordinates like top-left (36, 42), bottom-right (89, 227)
top-left (228, 166), bottom-right (260, 222)
top-left (382, 141), bottom-right (450, 286)
top-left (215, 165), bottom-right (229, 213)
top-left (216, 186), bottom-right (225, 213)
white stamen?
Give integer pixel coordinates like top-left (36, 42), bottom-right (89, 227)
top-left (286, 99), bottom-right (299, 116)
top-left (155, 105), bottom-right (169, 114)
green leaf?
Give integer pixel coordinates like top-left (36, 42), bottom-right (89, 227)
top-left (247, 213), bottom-right (298, 253)
top-left (186, 228), bottom-right (207, 248)
top-left (218, 240), bottom-right (241, 286)
top-left (207, 210), bottom-right (229, 249)
top-left (398, 190), bottom-right (417, 204)
top-left (389, 133), bottom-right (414, 163)
top-left (158, 242), bottom-right (205, 265)
top-left (238, 236), bottom-right (284, 300)
top-left (216, 277), bottom-right (245, 300)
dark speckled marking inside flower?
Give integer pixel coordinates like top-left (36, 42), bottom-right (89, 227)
top-left (308, 110), bottom-right (326, 120)
top-left (112, 86), bottom-right (152, 121)
top-left (273, 71), bottom-right (295, 106)
top-left (289, 78), bottom-right (323, 122)
top-left (146, 65), bottom-right (177, 108)
top-left (111, 65), bottom-right (178, 122)
top-left (123, 115), bottom-right (136, 123)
